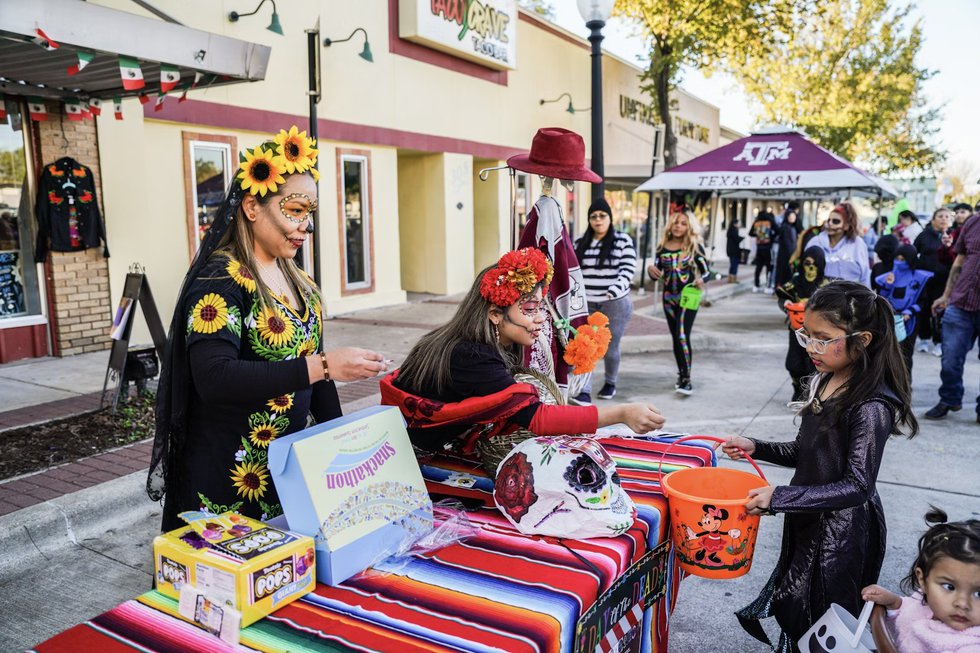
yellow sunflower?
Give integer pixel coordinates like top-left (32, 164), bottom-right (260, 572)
top-left (191, 293), bottom-right (228, 334)
top-left (310, 167), bottom-right (320, 182)
top-left (296, 339), bottom-right (317, 357)
top-left (226, 259), bottom-right (257, 293)
top-left (230, 461), bottom-right (269, 501)
top-left (237, 145), bottom-right (287, 197)
top-left (273, 125), bottom-right (317, 174)
top-left (248, 418), bottom-right (282, 447)
top-left (256, 306), bottom-right (295, 347)
top-left (266, 394), bottom-right (294, 414)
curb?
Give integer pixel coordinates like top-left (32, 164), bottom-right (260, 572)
top-left (0, 470), bottom-right (160, 577)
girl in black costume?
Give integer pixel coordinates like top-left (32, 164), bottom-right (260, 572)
top-left (775, 246), bottom-right (830, 401)
top-left (722, 281), bottom-right (918, 652)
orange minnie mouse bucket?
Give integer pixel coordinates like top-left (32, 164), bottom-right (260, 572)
top-left (658, 435), bottom-right (769, 579)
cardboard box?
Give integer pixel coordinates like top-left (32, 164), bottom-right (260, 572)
top-left (268, 405), bottom-right (433, 585)
top-left (153, 513), bottom-right (316, 627)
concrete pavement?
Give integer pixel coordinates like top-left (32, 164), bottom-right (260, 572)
top-left (1, 285), bottom-right (978, 651)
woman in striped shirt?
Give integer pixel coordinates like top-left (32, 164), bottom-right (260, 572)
top-left (572, 198), bottom-right (637, 402)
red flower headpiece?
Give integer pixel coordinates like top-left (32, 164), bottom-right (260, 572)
top-left (480, 248), bottom-right (554, 307)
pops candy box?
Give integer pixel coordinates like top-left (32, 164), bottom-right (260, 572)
top-left (153, 511), bottom-right (315, 628)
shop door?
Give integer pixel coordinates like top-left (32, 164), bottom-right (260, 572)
top-left (0, 103), bottom-right (47, 363)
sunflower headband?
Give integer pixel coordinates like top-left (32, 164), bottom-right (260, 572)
top-left (236, 125), bottom-right (319, 197)
top-left (480, 248), bottom-right (554, 307)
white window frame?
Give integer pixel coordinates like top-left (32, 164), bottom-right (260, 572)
top-left (340, 154), bottom-right (371, 291)
top-left (187, 140), bottom-right (233, 253)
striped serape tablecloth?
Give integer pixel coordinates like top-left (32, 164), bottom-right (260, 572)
top-left (33, 435), bottom-right (715, 653)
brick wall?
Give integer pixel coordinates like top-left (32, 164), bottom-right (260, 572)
top-left (36, 105), bottom-right (111, 356)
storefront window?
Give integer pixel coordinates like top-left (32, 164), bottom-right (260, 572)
top-left (0, 105), bottom-right (41, 319)
top-left (341, 155), bottom-right (371, 289)
top-left (190, 141), bottom-right (232, 249)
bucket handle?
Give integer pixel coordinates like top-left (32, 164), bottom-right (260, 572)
top-left (656, 435), bottom-right (768, 487)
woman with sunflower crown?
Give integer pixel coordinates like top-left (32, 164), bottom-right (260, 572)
top-left (149, 126), bottom-right (389, 531)
top-left (380, 247), bottom-right (666, 474)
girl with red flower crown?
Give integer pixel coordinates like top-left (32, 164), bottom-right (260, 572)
top-left (381, 248), bottom-right (666, 468)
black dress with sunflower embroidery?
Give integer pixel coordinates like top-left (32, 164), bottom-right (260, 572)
top-left (164, 255), bottom-right (325, 526)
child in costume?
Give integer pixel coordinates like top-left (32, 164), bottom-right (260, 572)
top-left (722, 281), bottom-right (918, 653)
top-left (862, 507), bottom-right (980, 652)
top-left (381, 248), bottom-right (664, 472)
top-left (776, 246), bottom-right (830, 401)
top-left (875, 244), bottom-right (933, 376)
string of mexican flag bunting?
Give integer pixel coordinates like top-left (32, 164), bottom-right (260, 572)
top-left (9, 26), bottom-right (208, 123)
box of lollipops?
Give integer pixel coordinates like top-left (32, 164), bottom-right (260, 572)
top-left (153, 510), bottom-right (316, 639)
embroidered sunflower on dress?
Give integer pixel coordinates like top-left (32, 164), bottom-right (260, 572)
top-left (191, 293), bottom-right (229, 334)
top-left (296, 338), bottom-right (317, 357)
top-left (267, 394), bottom-right (294, 414)
top-left (256, 306), bottom-right (295, 347)
top-left (248, 418), bottom-right (282, 448)
top-left (226, 259), bottom-right (257, 293)
top-left (273, 126), bottom-right (317, 174)
top-left (237, 145), bottom-right (287, 197)
top-left (230, 461), bottom-right (269, 501)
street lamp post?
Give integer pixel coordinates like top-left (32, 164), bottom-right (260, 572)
top-left (577, 0), bottom-right (613, 202)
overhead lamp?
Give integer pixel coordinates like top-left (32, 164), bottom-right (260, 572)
top-left (576, 0), bottom-right (614, 24)
top-left (229, 0), bottom-right (283, 36)
top-left (539, 92), bottom-right (588, 114)
top-left (324, 27), bottom-right (373, 63)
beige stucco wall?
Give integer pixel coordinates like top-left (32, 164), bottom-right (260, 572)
top-left (91, 0), bottom-right (723, 332)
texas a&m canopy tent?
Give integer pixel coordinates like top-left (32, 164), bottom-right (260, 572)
top-left (636, 128), bottom-right (899, 199)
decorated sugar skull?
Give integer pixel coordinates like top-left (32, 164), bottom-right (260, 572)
top-left (493, 436), bottom-right (635, 538)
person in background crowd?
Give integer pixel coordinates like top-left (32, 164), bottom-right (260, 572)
top-left (726, 216), bottom-right (744, 283)
top-left (572, 198), bottom-right (637, 402)
top-left (774, 201), bottom-right (803, 289)
top-left (809, 201), bottom-right (871, 286)
top-left (913, 208), bottom-right (953, 357)
top-left (750, 210), bottom-right (777, 294)
top-left (940, 202), bottom-right (976, 268)
top-left (894, 210), bottom-right (924, 245)
top-left (876, 245), bottom-right (933, 377)
top-left (871, 234), bottom-right (900, 293)
top-left (647, 210), bottom-right (710, 396)
top-left (776, 246), bottom-right (830, 401)
top-left (149, 126), bottom-right (388, 532)
top-left (863, 216), bottom-right (885, 268)
top-left (925, 211), bottom-right (980, 422)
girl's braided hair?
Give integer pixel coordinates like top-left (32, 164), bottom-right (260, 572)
top-left (900, 506), bottom-right (980, 595)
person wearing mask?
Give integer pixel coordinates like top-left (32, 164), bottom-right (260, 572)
top-left (775, 246), bottom-right (830, 401)
top-left (774, 202), bottom-right (803, 288)
top-left (876, 245), bottom-right (933, 376)
top-left (808, 202), bottom-right (871, 286)
top-left (750, 210), bottom-right (777, 293)
top-left (913, 208), bottom-right (953, 356)
top-left (871, 234), bottom-right (900, 293)
top-left (572, 198), bottom-right (637, 401)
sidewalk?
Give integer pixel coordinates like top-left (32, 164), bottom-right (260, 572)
top-left (0, 272), bottom-right (751, 529)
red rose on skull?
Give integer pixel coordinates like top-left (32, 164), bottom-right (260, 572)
top-left (494, 452), bottom-right (538, 522)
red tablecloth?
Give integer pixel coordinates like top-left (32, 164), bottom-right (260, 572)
top-left (34, 436), bottom-right (715, 653)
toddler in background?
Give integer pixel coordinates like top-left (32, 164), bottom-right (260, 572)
top-left (863, 507), bottom-right (980, 652)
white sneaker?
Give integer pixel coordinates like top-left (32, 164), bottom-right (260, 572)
top-left (916, 341), bottom-right (930, 353)
top-left (764, 287), bottom-right (774, 295)
top-left (932, 343), bottom-right (942, 357)
top-left (752, 286), bottom-right (761, 293)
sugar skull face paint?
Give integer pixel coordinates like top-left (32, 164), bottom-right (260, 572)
top-left (803, 257), bottom-right (818, 282)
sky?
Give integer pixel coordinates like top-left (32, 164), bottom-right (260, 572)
top-left (550, 1), bottom-right (979, 181)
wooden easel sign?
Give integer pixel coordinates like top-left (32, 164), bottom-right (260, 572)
top-left (102, 263), bottom-right (166, 410)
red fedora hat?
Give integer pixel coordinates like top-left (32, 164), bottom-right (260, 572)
top-left (507, 127), bottom-right (602, 183)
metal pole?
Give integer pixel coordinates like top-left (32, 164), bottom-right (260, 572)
top-left (586, 19), bottom-right (605, 202)
top-left (306, 22), bottom-right (322, 286)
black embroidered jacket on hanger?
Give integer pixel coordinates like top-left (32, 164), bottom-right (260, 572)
top-left (34, 157), bottom-right (109, 261)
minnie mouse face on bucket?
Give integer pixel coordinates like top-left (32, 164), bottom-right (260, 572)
top-left (493, 436), bottom-right (635, 538)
